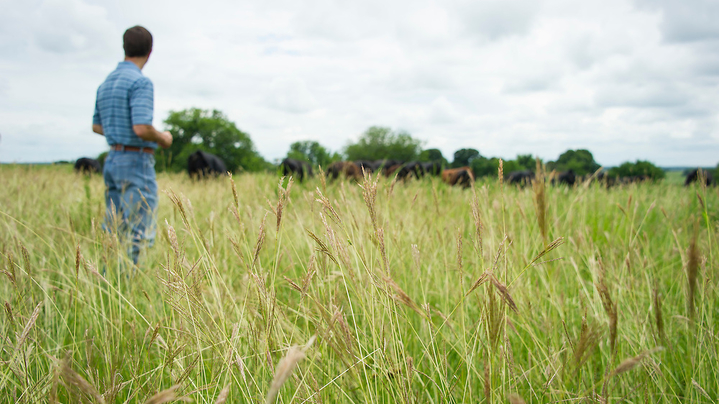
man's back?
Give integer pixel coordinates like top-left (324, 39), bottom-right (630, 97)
top-left (93, 61), bottom-right (155, 149)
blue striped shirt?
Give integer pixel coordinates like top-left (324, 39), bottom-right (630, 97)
top-left (93, 61), bottom-right (156, 149)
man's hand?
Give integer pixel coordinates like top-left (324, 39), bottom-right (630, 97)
top-left (133, 125), bottom-right (173, 149)
top-left (157, 131), bottom-right (173, 149)
top-left (92, 124), bottom-right (104, 135)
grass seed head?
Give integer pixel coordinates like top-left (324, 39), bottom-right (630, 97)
top-left (266, 345), bottom-right (308, 404)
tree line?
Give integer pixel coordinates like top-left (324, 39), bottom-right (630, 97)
top-left (97, 107), bottom-right (705, 181)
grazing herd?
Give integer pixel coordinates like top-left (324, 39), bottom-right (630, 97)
top-left (72, 154), bottom-right (715, 188)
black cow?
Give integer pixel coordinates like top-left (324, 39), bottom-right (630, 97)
top-left (394, 161), bottom-right (426, 180)
top-left (422, 161), bottom-right (442, 176)
top-left (281, 158), bottom-right (313, 182)
top-left (188, 151), bottom-right (227, 178)
top-left (685, 169), bottom-right (714, 186)
top-left (507, 170), bottom-right (535, 186)
top-left (74, 157), bottom-right (101, 175)
top-left (552, 170), bottom-right (576, 186)
top-left (354, 160), bottom-right (376, 175)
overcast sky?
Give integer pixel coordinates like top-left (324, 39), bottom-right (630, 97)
top-left (1, 0), bottom-right (719, 166)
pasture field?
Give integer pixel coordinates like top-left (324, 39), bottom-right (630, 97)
top-left (0, 163), bottom-right (717, 403)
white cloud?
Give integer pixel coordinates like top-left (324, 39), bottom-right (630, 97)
top-left (0, 0), bottom-right (718, 166)
top-left (266, 76), bottom-right (318, 113)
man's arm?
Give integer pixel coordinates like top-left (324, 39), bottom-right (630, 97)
top-left (133, 125), bottom-right (173, 149)
top-left (92, 124), bottom-right (104, 135)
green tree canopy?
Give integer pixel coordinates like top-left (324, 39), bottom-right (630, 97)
top-left (548, 149), bottom-right (600, 176)
top-left (470, 156), bottom-right (500, 178)
top-left (418, 148), bottom-right (448, 165)
top-left (451, 148), bottom-right (480, 168)
top-left (609, 160), bottom-right (665, 180)
top-left (286, 141), bottom-right (335, 167)
top-left (344, 126), bottom-right (423, 161)
top-left (160, 108), bottom-right (268, 173)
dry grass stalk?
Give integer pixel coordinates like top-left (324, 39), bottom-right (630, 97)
top-left (467, 271), bottom-right (490, 296)
top-left (533, 157), bottom-right (547, 242)
top-left (508, 393), bottom-right (526, 404)
top-left (75, 244), bottom-right (81, 279)
top-left (144, 384), bottom-right (187, 404)
top-left (266, 336), bottom-right (316, 404)
top-left (360, 171), bottom-right (380, 234)
top-left (165, 220), bottom-right (181, 258)
top-left (318, 165), bottom-right (327, 194)
top-left (686, 221), bottom-right (699, 318)
top-left (20, 243), bottom-right (31, 277)
top-left (653, 283), bottom-right (665, 342)
top-left (383, 275), bottom-right (423, 315)
top-left (165, 189), bottom-right (190, 228)
top-left (1, 250), bottom-right (16, 286)
top-left (376, 227), bottom-right (390, 273)
top-left (314, 188), bottom-right (342, 225)
top-left (61, 360), bottom-right (106, 404)
top-left (491, 274), bottom-right (518, 313)
top-left (471, 189), bottom-right (484, 256)
top-left (498, 159), bottom-right (504, 187)
top-left (609, 347), bottom-right (663, 378)
top-left (528, 237), bottom-right (565, 267)
top-left (571, 318), bottom-right (602, 375)
top-left (214, 384), bottom-right (230, 404)
top-left (252, 212), bottom-right (268, 270)
top-left (595, 260), bottom-right (618, 355)
top-left (306, 229), bottom-right (339, 267)
top-left (229, 173), bottom-right (239, 211)
top-left (411, 244), bottom-right (420, 273)
top-left (17, 302), bottom-right (42, 350)
top-left (4, 302), bottom-right (14, 328)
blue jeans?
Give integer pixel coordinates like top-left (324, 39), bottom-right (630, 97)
top-left (103, 150), bottom-right (158, 265)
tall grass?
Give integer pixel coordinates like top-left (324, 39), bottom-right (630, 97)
top-left (0, 163), bottom-right (717, 403)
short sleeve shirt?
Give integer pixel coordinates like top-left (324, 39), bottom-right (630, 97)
top-left (93, 61), bottom-right (157, 149)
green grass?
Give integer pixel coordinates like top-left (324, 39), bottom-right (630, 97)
top-left (0, 164), bottom-right (717, 403)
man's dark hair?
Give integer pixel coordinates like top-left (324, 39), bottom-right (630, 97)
top-left (123, 26), bottom-right (153, 57)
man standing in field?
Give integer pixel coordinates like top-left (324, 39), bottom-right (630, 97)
top-left (92, 26), bottom-right (173, 265)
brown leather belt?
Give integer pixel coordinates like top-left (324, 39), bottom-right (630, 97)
top-left (112, 144), bottom-right (154, 154)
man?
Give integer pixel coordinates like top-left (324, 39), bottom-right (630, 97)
top-left (92, 26), bottom-right (173, 265)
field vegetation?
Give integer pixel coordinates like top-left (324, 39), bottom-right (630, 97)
top-left (0, 163), bottom-right (716, 403)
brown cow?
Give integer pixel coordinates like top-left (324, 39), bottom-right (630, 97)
top-left (442, 167), bottom-right (474, 188)
top-left (326, 161), bottom-right (362, 181)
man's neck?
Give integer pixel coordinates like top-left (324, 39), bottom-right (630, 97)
top-left (124, 56), bottom-right (148, 70)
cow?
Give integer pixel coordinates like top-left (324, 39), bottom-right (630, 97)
top-left (507, 170), bottom-right (534, 186)
top-left (326, 161), bottom-right (362, 181)
top-left (281, 158), bottom-right (313, 182)
top-left (74, 157), bottom-right (101, 175)
top-left (422, 161), bottom-right (443, 176)
top-left (354, 160), bottom-right (376, 175)
top-left (441, 167), bottom-right (474, 188)
top-left (552, 170), bottom-right (576, 186)
top-left (685, 169), bottom-right (714, 186)
top-left (188, 150), bottom-right (227, 178)
top-left (377, 160), bottom-right (405, 176)
top-left (393, 161), bottom-right (426, 180)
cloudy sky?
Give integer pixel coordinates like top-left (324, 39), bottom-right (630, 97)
top-left (1, 0), bottom-right (719, 166)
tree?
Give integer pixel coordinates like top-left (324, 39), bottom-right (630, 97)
top-left (160, 108), bottom-right (269, 173)
top-left (470, 156), bottom-right (500, 178)
top-left (609, 160), bottom-right (665, 180)
top-left (418, 148), bottom-right (448, 165)
top-left (452, 148), bottom-right (480, 168)
top-left (547, 149), bottom-right (600, 176)
top-left (344, 126), bottom-right (423, 161)
top-left (286, 141), bottom-right (334, 167)
top-left (516, 154), bottom-right (535, 171)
